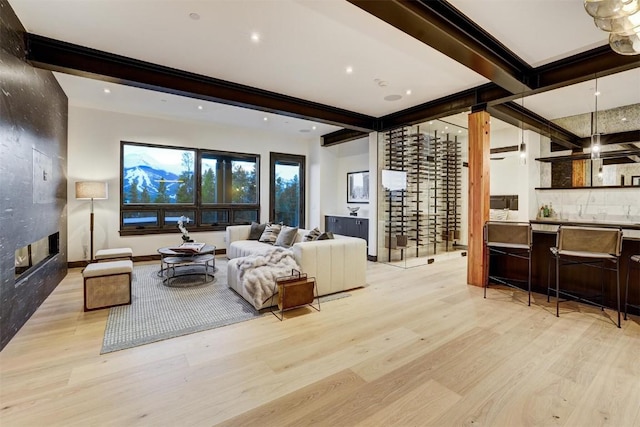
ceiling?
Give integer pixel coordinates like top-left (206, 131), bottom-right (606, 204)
top-left (7, 0), bottom-right (640, 138)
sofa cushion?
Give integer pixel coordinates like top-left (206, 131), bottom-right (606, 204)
top-left (229, 240), bottom-right (277, 259)
top-left (259, 223), bottom-right (282, 244)
top-left (303, 227), bottom-right (322, 241)
top-left (316, 231), bottom-right (335, 240)
top-left (248, 222), bottom-right (267, 240)
top-left (275, 225), bottom-right (299, 248)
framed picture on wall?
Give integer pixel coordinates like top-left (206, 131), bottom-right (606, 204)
top-left (347, 171), bottom-right (369, 203)
top-left (632, 176), bottom-right (640, 186)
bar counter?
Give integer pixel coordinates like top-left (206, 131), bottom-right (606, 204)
top-left (489, 219), bottom-right (640, 316)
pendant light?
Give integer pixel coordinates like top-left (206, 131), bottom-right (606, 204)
top-left (518, 85), bottom-right (527, 165)
top-left (584, 0), bottom-right (640, 55)
top-left (591, 78), bottom-right (602, 160)
top-left (519, 106), bottom-right (527, 165)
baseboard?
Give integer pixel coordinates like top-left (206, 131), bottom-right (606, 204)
top-left (68, 248), bottom-right (227, 269)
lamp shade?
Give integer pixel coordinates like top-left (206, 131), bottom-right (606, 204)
top-left (75, 181), bottom-right (108, 200)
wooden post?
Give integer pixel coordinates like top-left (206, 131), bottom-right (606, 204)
top-left (572, 159), bottom-right (586, 187)
top-left (467, 111), bottom-right (491, 286)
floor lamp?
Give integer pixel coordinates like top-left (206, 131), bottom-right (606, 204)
top-left (75, 181), bottom-right (108, 261)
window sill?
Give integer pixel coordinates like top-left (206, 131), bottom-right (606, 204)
top-left (119, 225), bottom-right (238, 236)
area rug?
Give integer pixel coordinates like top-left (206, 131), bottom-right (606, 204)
top-left (101, 260), bottom-right (349, 353)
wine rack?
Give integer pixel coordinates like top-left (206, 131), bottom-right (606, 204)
top-left (382, 126), bottom-right (462, 261)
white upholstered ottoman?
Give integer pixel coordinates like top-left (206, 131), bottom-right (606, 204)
top-left (95, 247), bottom-right (133, 261)
top-left (82, 260), bottom-right (133, 311)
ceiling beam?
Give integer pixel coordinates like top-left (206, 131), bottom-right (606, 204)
top-left (487, 102), bottom-right (582, 150)
top-left (378, 84), bottom-right (511, 130)
top-left (577, 130), bottom-right (640, 148)
top-left (377, 45), bottom-right (638, 136)
top-left (25, 34), bottom-right (377, 133)
top-left (347, 0), bottom-right (530, 94)
top-left (25, 25), bottom-right (638, 147)
top-left (532, 45), bottom-right (640, 91)
top-left (322, 129), bottom-right (370, 146)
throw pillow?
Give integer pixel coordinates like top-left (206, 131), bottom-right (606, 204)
top-left (316, 231), bottom-right (334, 240)
top-left (259, 223), bottom-right (282, 244)
top-left (303, 227), bottom-right (322, 242)
top-left (248, 222), bottom-right (267, 240)
top-left (275, 225), bottom-right (299, 248)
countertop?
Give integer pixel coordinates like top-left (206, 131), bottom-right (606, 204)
top-left (531, 219), bottom-right (640, 240)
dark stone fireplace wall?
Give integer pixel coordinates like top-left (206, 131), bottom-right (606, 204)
top-left (0, 0), bottom-right (68, 351)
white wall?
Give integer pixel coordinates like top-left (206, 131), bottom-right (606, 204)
top-left (67, 106), bottom-right (320, 262)
top-left (489, 127), bottom-right (541, 221)
top-left (324, 137), bottom-right (370, 217)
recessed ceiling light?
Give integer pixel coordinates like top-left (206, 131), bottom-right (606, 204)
top-left (189, 12), bottom-right (200, 20)
top-left (346, 66), bottom-right (353, 74)
top-left (594, 91), bottom-right (601, 96)
top-left (458, 130), bottom-right (462, 133)
top-left (622, 117), bottom-right (627, 121)
top-left (312, 126), bottom-right (317, 130)
top-left (251, 32), bottom-right (260, 43)
top-left (103, 88), bottom-right (111, 94)
top-left (429, 121), bottom-right (433, 125)
top-left (405, 89), bottom-right (412, 95)
top-left (263, 117), bottom-right (268, 121)
top-left (384, 94), bottom-right (402, 101)
top-left (197, 105), bottom-right (203, 110)
top-left (445, 126), bottom-right (449, 130)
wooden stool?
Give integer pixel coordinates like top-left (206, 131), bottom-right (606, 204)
top-left (95, 247), bottom-right (133, 261)
top-left (625, 254), bottom-right (640, 320)
top-left (83, 260), bottom-right (133, 311)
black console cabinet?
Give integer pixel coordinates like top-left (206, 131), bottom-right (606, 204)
top-left (325, 216), bottom-right (368, 244)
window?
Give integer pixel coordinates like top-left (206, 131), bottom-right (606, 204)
top-left (120, 141), bottom-right (259, 235)
top-left (270, 152), bottom-right (305, 228)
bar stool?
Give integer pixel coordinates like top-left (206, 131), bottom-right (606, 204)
top-left (549, 225), bottom-right (623, 327)
top-left (484, 221), bottom-right (532, 306)
top-left (625, 254), bottom-right (640, 320)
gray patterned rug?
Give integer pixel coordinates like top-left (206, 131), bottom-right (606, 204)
top-left (101, 259), bottom-right (350, 353)
top-left (101, 259), bottom-right (260, 353)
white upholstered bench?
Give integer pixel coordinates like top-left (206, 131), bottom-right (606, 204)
top-left (82, 260), bottom-right (133, 311)
top-left (95, 247), bottom-right (133, 261)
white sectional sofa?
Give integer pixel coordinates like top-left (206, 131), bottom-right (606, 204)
top-left (225, 225), bottom-right (367, 308)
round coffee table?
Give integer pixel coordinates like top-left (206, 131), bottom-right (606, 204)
top-left (157, 245), bottom-right (216, 286)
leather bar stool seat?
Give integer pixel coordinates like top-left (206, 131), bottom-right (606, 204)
top-left (549, 225), bottom-right (623, 327)
top-left (484, 221), bottom-right (532, 306)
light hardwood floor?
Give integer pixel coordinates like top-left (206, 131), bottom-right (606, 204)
top-left (1, 256), bottom-right (639, 426)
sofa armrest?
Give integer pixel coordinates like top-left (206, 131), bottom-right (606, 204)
top-left (292, 237), bottom-right (367, 296)
top-left (226, 225), bottom-right (251, 249)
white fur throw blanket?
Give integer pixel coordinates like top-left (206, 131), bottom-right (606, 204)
top-left (237, 248), bottom-right (301, 310)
